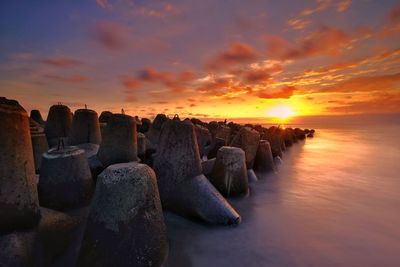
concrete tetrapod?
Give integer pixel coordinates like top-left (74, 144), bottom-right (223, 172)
top-left (68, 108), bottom-right (101, 145)
top-left (0, 97), bottom-right (40, 232)
top-left (209, 147), bottom-right (249, 197)
top-left (153, 120), bottom-right (241, 225)
top-left (77, 162), bottom-right (168, 267)
top-left (30, 109), bottom-right (45, 125)
top-left (230, 126), bottom-right (260, 182)
top-left (44, 104), bottom-right (73, 148)
top-left (38, 146), bottom-right (94, 211)
top-left (97, 114), bottom-right (138, 167)
top-left (254, 140), bottom-right (276, 174)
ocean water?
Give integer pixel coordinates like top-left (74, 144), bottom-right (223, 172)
top-left (164, 121), bottom-right (400, 267)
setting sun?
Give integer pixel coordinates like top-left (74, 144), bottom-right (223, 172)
top-left (267, 105), bottom-right (295, 120)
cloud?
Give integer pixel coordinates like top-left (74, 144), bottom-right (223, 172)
top-left (125, 95), bottom-right (137, 103)
top-left (388, 3), bottom-right (400, 24)
top-left (40, 57), bottom-right (83, 68)
top-left (136, 3), bottom-right (179, 18)
top-left (207, 42), bottom-right (257, 70)
top-left (256, 86), bottom-right (296, 99)
top-left (336, 0), bottom-right (352, 13)
top-left (325, 92), bottom-right (400, 114)
top-left (45, 74), bottom-right (89, 83)
top-left (322, 72), bottom-right (400, 93)
top-left (264, 26), bottom-right (359, 60)
top-left (96, 0), bottom-right (112, 10)
top-left (121, 76), bottom-right (141, 90)
top-left (91, 21), bottom-right (128, 50)
top-left (287, 18), bottom-right (311, 30)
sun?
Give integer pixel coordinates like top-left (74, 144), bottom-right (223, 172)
top-left (267, 105), bottom-right (295, 120)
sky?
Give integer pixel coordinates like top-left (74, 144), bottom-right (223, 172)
top-left (1, 0), bottom-right (399, 121)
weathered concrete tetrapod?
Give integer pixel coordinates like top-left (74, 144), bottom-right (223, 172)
top-left (97, 114), bottom-right (138, 167)
top-left (195, 124), bottom-right (212, 158)
top-left (30, 109), bottom-right (45, 125)
top-left (68, 108), bottom-right (101, 145)
top-left (98, 111), bottom-right (113, 123)
top-left (254, 140), bottom-right (275, 174)
top-left (209, 147), bottom-right (249, 197)
top-left (0, 97), bottom-right (40, 232)
top-left (145, 113), bottom-right (168, 150)
top-left (153, 120), bottom-right (241, 225)
top-left (38, 146), bottom-right (94, 211)
top-left (77, 162), bottom-right (168, 267)
top-left (230, 127), bottom-right (260, 169)
top-left (31, 132), bottom-right (49, 174)
top-left (44, 104), bottom-right (73, 147)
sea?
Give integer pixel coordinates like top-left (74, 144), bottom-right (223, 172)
top-left (164, 115), bottom-right (400, 267)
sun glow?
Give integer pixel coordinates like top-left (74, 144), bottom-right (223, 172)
top-left (267, 105), bottom-right (295, 120)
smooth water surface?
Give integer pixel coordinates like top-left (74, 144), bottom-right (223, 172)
top-left (164, 122), bottom-right (400, 267)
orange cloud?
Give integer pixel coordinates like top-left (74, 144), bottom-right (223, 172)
top-left (256, 86), bottom-right (296, 99)
top-left (207, 42), bottom-right (257, 70)
top-left (40, 57), bottom-right (83, 68)
top-left (121, 76), bottom-right (141, 90)
top-left (265, 26), bottom-right (353, 60)
top-left (322, 73), bottom-right (400, 93)
top-left (45, 74), bottom-right (89, 83)
top-left (326, 92), bottom-right (400, 114)
top-left (336, 0), bottom-right (352, 13)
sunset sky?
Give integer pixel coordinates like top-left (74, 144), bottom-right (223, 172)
top-left (1, 0), bottom-right (399, 121)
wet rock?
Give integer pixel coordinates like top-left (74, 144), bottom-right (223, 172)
top-left (254, 140), bottom-right (275, 174)
top-left (30, 109), bottom-right (45, 125)
top-left (77, 162), bottom-right (168, 267)
top-left (38, 146), bottom-right (94, 211)
top-left (44, 104), bottom-right (73, 148)
top-left (97, 114), bottom-right (138, 167)
top-left (209, 147), bottom-right (249, 197)
top-left (0, 97), bottom-right (40, 232)
top-left (153, 120), bottom-right (240, 225)
top-left (68, 109), bottom-right (101, 145)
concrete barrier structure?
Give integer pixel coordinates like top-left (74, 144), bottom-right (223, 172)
top-left (38, 146), bottom-right (94, 210)
top-left (44, 104), bottom-right (73, 148)
top-left (97, 114), bottom-right (138, 167)
top-left (77, 162), bottom-right (168, 267)
top-left (153, 120), bottom-right (241, 225)
top-left (0, 97), bottom-right (40, 232)
top-left (68, 108), bottom-right (101, 145)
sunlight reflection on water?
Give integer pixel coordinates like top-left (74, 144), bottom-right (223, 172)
top-left (165, 123), bottom-right (400, 267)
